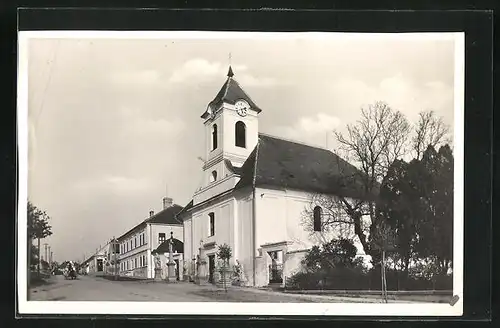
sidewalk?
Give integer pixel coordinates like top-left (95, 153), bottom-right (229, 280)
top-left (225, 286), bottom-right (417, 303)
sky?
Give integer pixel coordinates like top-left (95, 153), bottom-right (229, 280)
top-left (25, 33), bottom-right (457, 262)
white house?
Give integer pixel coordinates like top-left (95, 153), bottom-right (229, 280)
top-left (117, 197), bottom-right (183, 279)
top-left (178, 67), bottom-right (366, 287)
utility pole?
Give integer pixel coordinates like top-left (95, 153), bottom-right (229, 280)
top-left (48, 246), bottom-right (51, 263)
top-left (44, 243), bottom-right (48, 264)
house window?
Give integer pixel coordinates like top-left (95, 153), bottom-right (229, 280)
top-left (313, 206), bottom-right (322, 232)
top-left (210, 170), bottom-right (217, 183)
top-left (212, 124), bottom-right (218, 150)
top-left (235, 121), bottom-right (246, 148)
top-left (208, 212), bottom-right (215, 236)
top-left (159, 233), bottom-right (166, 244)
top-left (134, 258), bottom-right (137, 269)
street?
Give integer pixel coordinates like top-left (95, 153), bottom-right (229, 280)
top-left (29, 275), bottom-right (320, 302)
top-left (29, 275), bottom-right (403, 303)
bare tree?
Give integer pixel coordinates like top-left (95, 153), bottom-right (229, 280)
top-left (327, 102), bottom-right (410, 257)
top-left (412, 111), bottom-right (450, 160)
top-left (301, 103), bottom-right (452, 265)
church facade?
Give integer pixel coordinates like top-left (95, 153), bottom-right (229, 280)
top-left (178, 67), bottom-right (365, 287)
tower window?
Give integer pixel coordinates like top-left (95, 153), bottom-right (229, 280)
top-left (313, 206), bottom-right (322, 232)
top-left (159, 233), bottom-right (166, 244)
top-left (210, 170), bottom-right (217, 183)
top-left (212, 124), bottom-right (218, 150)
top-left (208, 212), bottom-right (215, 236)
top-left (235, 121), bottom-right (246, 148)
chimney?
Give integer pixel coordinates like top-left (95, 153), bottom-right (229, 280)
top-left (163, 197), bottom-right (173, 209)
top-left (149, 210), bottom-right (154, 217)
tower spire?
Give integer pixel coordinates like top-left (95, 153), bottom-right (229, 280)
top-left (227, 52), bottom-right (234, 77)
top-left (227, 65), bottom-right (234, 78)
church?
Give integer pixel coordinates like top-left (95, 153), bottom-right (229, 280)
top-left (177, 67), bottom-right (365, 287)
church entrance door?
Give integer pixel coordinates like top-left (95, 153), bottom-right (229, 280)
top-left (208, 255), bottom-right (215, 283)
top-left (97, 259), bottom-right (103, 272)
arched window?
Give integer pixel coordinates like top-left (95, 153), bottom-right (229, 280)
top-left (235, 121), bottom-right (246, 148)
top-left (212, 124), bottom-right (218, 150)
top-left (210, 170), bottom-right (217, 183)
top-left (313, 206), bottom-right (322, 232)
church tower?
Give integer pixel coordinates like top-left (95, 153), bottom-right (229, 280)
top-left (200, 66), bottom-right (262, 186)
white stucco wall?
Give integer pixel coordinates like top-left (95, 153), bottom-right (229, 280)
top-left (150, 223), bottom-right (183, 250)
top-left (235, 191), bottom-right (254, 285)
top-left (188, 197), bottom-right (236, 261)
top-left (183, 218), bottom-right (193, 262)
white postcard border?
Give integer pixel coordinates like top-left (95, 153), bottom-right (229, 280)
top-left (17, 31), bottom-right (464, 316)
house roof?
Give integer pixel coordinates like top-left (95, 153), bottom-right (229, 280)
top-left (234, 134), bottom-right (370, 198)
top-left (176, 200), bottom-right (194, 219)
top-left (201, 66), bottom-right (262, 119)
top-left (152, 238), bottom-right (184, 254)
top-left (117, 204), bottom-right (183, 240)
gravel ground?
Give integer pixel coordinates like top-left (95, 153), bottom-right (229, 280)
top-left (29, 275), bottom-right (413, 303)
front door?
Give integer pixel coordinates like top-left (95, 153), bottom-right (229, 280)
top-left (208, 255), bottom-right (215, 283)
top-left (97, 259), bottom-right (103, 272)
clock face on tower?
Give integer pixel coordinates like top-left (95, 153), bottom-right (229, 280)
top-left (235, 100), bottom-right (250, 117)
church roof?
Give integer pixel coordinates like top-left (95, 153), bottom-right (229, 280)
top-left (176, 135), bottom-right (373, 219)
top-left (234, 134), bottom-right (370, 199)
top-left (152, 238), bottom-right (184, 254)
top-left (201, 66), bottom-right (262, 119)
top-left (176, 200), bottom-right (193, 219)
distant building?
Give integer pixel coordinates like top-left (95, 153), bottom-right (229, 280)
top-left (83, 238), bottom-right (118, 276)
top-left (151, 233), bottom-right (184, 281)
top-left (117, 197), bottom-right (183, 279)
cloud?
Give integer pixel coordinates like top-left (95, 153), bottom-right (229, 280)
top-left (168, 59), bottom-right (282, 88)
top-left (329, 74), bottom-right (453, 123)
top-left (236, 74), bottom-right (283, 88)
top-left (298, 113), bottom-right (342, 134)
top-left (272, 113), bottom-right (342, 147)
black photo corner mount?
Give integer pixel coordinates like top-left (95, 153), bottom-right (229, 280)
top-left (10, 7), bottom-right (493, 323)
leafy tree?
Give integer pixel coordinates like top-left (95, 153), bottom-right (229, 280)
top-left (415, 145), bottom-right (454, 275)
top-left (27, 201), bottom-right (53, 278)
top-left (376, 159), bottom-right (421, 280)
top-left (303, 238), bottom-right (359, 271)
top-left (216, 243), bottom-right (232, 292)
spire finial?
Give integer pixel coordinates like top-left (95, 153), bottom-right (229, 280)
top-left (227, 65), bottom-right (234, 78)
